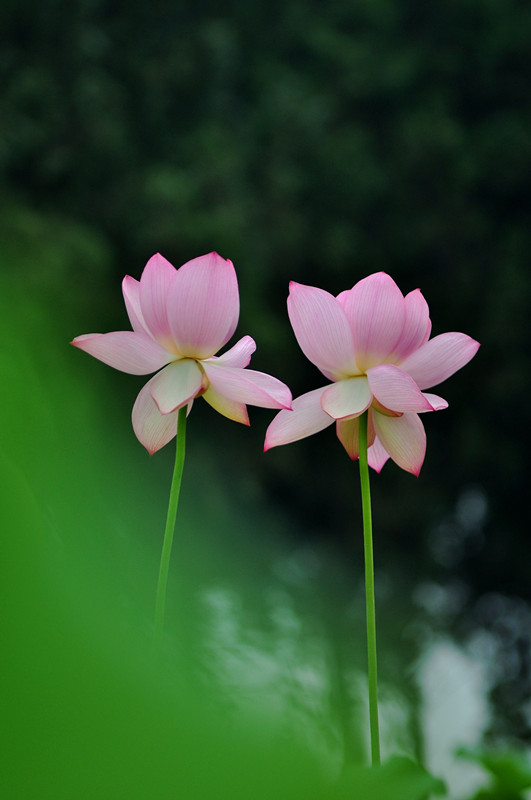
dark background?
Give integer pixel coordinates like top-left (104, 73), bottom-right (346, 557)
top-left (1, 0), bottom-right (530, 794)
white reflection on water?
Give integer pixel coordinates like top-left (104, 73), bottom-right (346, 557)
top-left (201, 581), bottom-right (418, 771)
top-left (201, 584), bottom-right (342, 771)
top-left (198, 543), bottom-right (529, 794)
top-left (416, 638), bottom-right (491, 797)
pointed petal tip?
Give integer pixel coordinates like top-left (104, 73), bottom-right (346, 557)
top-left (288, 280), bottom-right (306, 293)
top-left (263, 432), bottom-right (275, 452)
top-left (168, 252), bottom-right (239, 357)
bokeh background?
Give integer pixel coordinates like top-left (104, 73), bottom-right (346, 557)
top-left (1, 1), bottom-right (530, 797)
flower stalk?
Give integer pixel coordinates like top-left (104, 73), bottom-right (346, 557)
top-left (358, 410), bottom-right (381, 765)
top-left (152, 405), bottom-right (187, 653)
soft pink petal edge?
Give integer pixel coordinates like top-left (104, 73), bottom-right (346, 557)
top-left (399, 332), bottom-right (480, 390)
top-left (287, 282), bottom-right (358, 380)
top-left (138, 253), bottom-right (178, 349)
top-left (366, 364), bottom-right (434, 413)
top-left (202, 386), bottom-right (250, 425)
top-left (390, 289), bottom-right (432, 362)
top-left (342, 272), bottom-right (406, 371)
top-left (373, 412), bottom-right (426, 476)
top-left (122, 275), bottom-right (151, 336)
top-left (150, 359), bottom-right (206, 414)
top-left (335, 414), bottom-right (376, 460)
top-left (321, 376), bottom-right (372, 420)
top-left (71, 331), bottom-right (173, 375)
top-left (205, 335), bottom-right (256, 369)
top-left (132, 375), bottom-right (179, 454)
top-left (202, 361), bottom-right (292, 410)
top-left (167, 252), bottom-right (239, 359)
top-left (264, 386), bottom-right (334, 451)
top-left (367, 436), bottom-right (390, 472)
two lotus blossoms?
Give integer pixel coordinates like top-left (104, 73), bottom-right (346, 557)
top-left (73, 254), bottom-right (479, 473)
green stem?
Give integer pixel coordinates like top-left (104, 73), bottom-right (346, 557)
top-left (358, 411), bottom-right (381, 766)
top-left (152, 405), bottom-right (187, 654)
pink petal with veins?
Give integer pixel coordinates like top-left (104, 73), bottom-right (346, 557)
top-left (420, 393), bottom-right (448, 412)
top-left (343, 273), bottom-right (406, 371)
top-left (391, 289), bottom-right (432, 362)
top-left (335, 290), bottom-right (350, 307)
top-left (336, 414), bottom-right (376, 460)
top-left (132, 375), bottom-right (179, 454)
top-left (168, 252), bottom-right (239, 359)
top-left (203, 386), bottom-right (250, 425)
top-left (203, 361), bottom-right (292, 409)
top-left (367, 436), bottom-right (390, 472)
top-left (264, 387), bottom-right (334, 450)
top-left (71, 331), bottom-right (174, 375)
top-left (287, 282), bottom-right (358, 380)
top-left (399, 332), bottom-right (480, 390)
top-left (321, 376), bottom-right (372, 420)
top-left (207, 335), bottom-right (256, 369)
top-left (150, 359), bottom-right (206, 414)
top-left (138, 253), bottom-right (178, 350)
top-left (373, 412), bottom-right (426, 475)
top-left (122, 275), bottom-right (151, 336)
top-left (367, 364), bottom-right (433, 413)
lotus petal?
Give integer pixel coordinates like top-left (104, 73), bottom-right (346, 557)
top-left (168, 252), bottom-right (239, 359)
top-left (132, 376), bottom-right (179, 454)
top-left (373, 412), bottom-right (426, 475)
top-left (208, 335), bottom-right (256, 369)
top-left (264, 387), bottom-right (334, 450)
top-left (367, 436), bottom-right (390, 472)
top-left (287, 282), bottom-right (358, 380)
top-left (421, 392), bottom-right (448, 411)
top-left (367, 364), bottom-right (433, 412)
top-left (71, 331), bottom-right (174, 375)
top-left (138, 253), bottom-right (178, 350)
top-left (122, 275), bottom-right (150, 336)
top-left (336, 413), bottom-right (376, 460)
top-left (391, 289), bottom-right (431, 362)
top-left (321, 376), bottom-right (372, 420)
top-left (343, 273), bottom-right (406, 371)
top-left (150, 359), bottom-right (206, 414)
top-left (400, 332), bottom-right (480, 389)
top-left (203, 386), bottom-right (249, 425)
top-left (203, 361), bottom-right (292, 409)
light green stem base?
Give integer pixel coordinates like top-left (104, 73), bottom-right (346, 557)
top-left (359, 411), bottom-right (381, 766)
top-left (152, 406), bottom-right (187, 654)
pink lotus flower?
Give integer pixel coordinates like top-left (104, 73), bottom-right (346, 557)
top-left (72, 252), bottom-right (292, 453)
top-left (265, 274), bottom-right (480, 475)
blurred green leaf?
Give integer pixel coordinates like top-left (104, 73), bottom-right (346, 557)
top-left (458, 748), bottom-right (531, 798)
top-left (328, 756), bottom-right (446, 800)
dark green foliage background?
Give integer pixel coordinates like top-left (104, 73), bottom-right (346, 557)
top-left (1, 0), bottom-right (530, 796)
